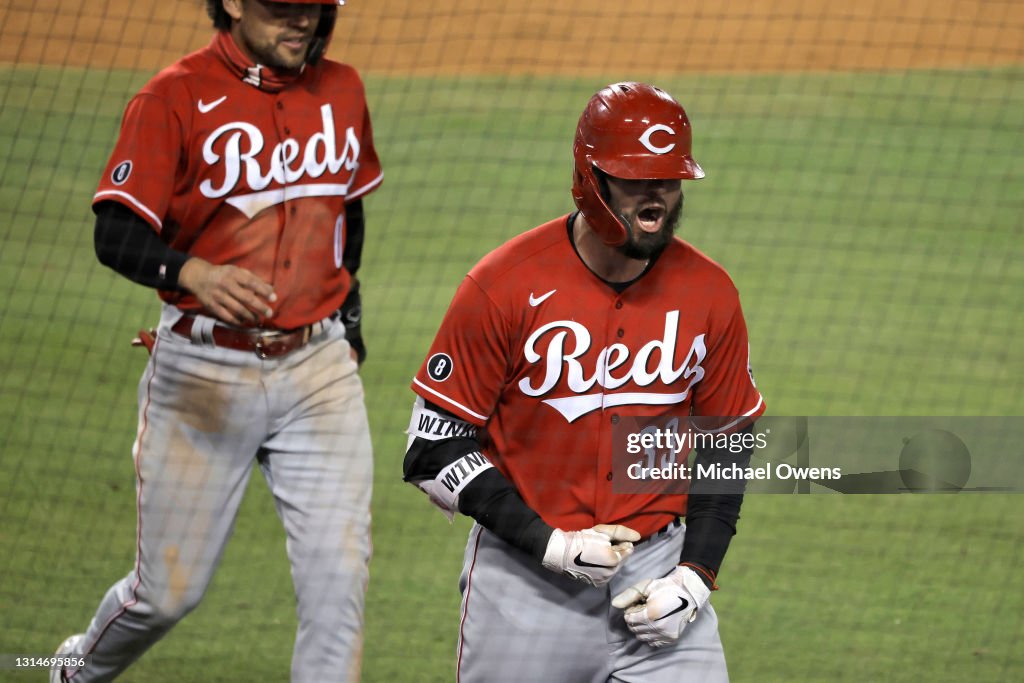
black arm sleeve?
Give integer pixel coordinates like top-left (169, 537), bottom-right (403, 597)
top-left (403, 401), bottom-right (554, 560)
top-left (339, 199), bottom-right (366, 363)
top-left (341, 198), bottom-right (364, 275)
top-left (457, 469), bottom-right (554, 561)
top-left (679, 425), bottom-right (754, 587)
top-left (93, 200), bottom-right (190, 290)
top-left (340, 279), bottom-right (366, 364)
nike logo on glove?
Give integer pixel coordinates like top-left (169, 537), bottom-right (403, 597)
top-left (573, 552), bottom-right (616, 569)
top-left (198, 96), bottom-right (227, 113)
top-left (654, 597), bottom-right (690, 621)
top-left (529, 289), bottom-right (556, 307)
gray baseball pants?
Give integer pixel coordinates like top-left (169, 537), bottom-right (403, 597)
top-left (456, 521), bottom-right (729, 682)
top-left (64, 307), bottom-right (372, 682)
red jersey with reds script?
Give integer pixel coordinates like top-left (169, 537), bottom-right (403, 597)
top-left (93, 32), bottom-right (383, 329)
top-left (412, 214), bottom-right (765, 538)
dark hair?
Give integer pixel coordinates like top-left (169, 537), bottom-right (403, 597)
top-left (205, 0), bottom-right (232, 30)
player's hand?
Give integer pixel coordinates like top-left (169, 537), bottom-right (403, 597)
top-left (178, 258), bottom-right (277, 326)
top-left (541, 524), bottom-right (641, 587)
top-left (611, 565), bottom-right (711, 647)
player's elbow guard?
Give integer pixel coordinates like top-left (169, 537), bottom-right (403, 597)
top-left (403, 397), bottom-right (489, 520)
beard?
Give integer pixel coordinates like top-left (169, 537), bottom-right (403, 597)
top-left (615, 197), bottom-right (683, 260)
top-left (238, 28), bottom-right (310, 72)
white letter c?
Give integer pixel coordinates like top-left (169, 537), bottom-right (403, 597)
top-left (639, 124), bottom-right (676, 154)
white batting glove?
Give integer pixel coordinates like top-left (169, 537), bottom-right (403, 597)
top-left (611, 565), bottom-right (711, 647)
top-left (541, 524), bottom-right (641, 587)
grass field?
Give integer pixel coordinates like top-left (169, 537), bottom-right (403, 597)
top-left (1, 62), bottom-right (1022, 682)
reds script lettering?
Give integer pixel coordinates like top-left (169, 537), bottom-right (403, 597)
top-left (519, 310), bottom-right (706, 421)
top-left (200, 103), bottom-right (360, 198)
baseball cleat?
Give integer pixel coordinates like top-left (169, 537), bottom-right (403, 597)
top-left (49, 634), bottom-right (84, 683)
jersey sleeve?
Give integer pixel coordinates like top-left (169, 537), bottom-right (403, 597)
top-left (93, 93), bottom-right (182, 232)
top-left (411, 276), bottom-right (509, 426)
top-left (347, 101), bottom-right (383, 201)
top-left (690, 293), bottom-right (765, 424)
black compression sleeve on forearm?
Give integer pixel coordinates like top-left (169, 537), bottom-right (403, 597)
top-left (456, 468), bottom-right (554, 561)
top-left (93, 201), bottom-right (190, 290)
top-left (338, 199), bottom-right (366, 362)
top-left (680, 426), bottom-right (754, 583)
top-left (678, 511), bottom-right (739, 585)
top-left (405, 436), bottom-right (554, 560)
top-left (340, 278), bottom-right (366, 363)
top-left (403, 402), bottom-right (554, 560)
top-left (341, 198), bottom-right (364, 275)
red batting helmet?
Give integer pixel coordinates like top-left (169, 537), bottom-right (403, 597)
top-left (572, 82), bottom-right (704, 246)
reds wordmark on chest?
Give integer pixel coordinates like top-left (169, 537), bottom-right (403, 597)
top-left (199, 103), bottom-right (361, 218)
top-left (517, 309), bottom-right (706, 422)
top-left (519, 310), bottom-right (706, 422)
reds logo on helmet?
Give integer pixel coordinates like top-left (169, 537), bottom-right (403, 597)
top-left (571, 82), bottom-right (705, 246)
top-left (518, 310), bottom-right (706, 422)
top-left (638, 124), bottom-right (676, 154)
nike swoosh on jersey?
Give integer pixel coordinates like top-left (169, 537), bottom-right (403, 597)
top-left (654, 597), bottom-right (690, 621)
top-left (529, 289), bottom-right (557, 307)
top-left (573, 551), bottom-right (616, 569)
top-left (197, 96), bottom-right (228, 113)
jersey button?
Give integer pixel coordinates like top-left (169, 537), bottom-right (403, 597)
top-left (615, 301), bottom-right (623, 309)
top-left (276, 101), bottom-right (284, 110)
top-left (284, 127), bottom-right (291, 135)
top-left (283, 259), bottom-right (292, 269)
top-left (290, 206), bottom-right (297, 216)
top-left (611, 414), bottom-right (620, 424)
top-left (606, 472), bottom-right (613, 481)
top-left (617, 328), bottom-right (625, 338)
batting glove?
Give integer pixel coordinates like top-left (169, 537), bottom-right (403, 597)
top-left (611, 565), bottom-right (711, 647)
top-left (542, 524), bottom-right (641, 587)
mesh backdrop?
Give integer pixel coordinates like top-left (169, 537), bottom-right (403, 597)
top-left (1, 1), bottom-right (1021, 681)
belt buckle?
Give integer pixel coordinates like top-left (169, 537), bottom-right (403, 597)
top-left (254, 331), bottom-right (284, 359)
top-left (253, 327), bottom-right (310, 359)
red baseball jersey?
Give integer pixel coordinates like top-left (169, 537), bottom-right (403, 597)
top-left (412, 215), bottom-right (765, 537)
top-left (93, 32), bottom-right (383, 329)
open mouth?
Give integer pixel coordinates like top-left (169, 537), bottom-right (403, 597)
top-left (636, 205), bottom-right (665, 233)
top-left (281, 36), bottom-right (309, 51)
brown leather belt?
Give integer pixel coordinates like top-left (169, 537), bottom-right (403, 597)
top-left (171, 315), bottom-right (313, 359)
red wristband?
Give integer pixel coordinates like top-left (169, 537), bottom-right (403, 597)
top-left (680, 562), bottom-right (719, 591)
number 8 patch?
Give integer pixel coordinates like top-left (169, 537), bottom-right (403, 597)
top-left (427, 353), bottom-right (454, 382)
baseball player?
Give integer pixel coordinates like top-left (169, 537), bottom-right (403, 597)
top-left (52, 2), bottom-right (381, 681)
top-left (404, 82), bottom-right (764, 681)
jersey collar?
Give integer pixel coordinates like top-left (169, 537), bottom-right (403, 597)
top-left (212, 30), bottom-right (306, 94)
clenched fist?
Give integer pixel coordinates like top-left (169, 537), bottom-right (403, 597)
top-left (612, 565), bottom-right (711, 647)
top-left (541, 524), bottom-right (641, 587)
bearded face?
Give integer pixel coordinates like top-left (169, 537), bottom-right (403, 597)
top-left (600, 174), bottom-right (684, 259)
top-left (227, 0), bottom-right (322, 72)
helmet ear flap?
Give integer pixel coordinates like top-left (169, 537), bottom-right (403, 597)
top-left (306, 4), bottom-right (338, 65)
top-left (572, 160), bottom-right (628, 246)
top-left (591, 166), bottom-right (612, 204)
